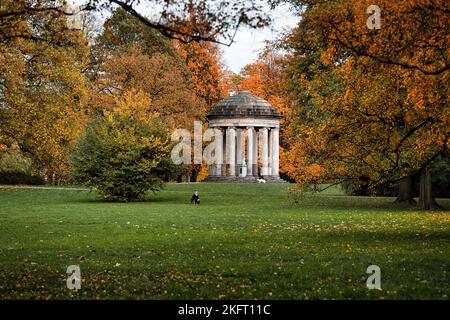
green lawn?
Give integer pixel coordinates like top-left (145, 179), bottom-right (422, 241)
top-left (0, 183), bottom-right (449, 300)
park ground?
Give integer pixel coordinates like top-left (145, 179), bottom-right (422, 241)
top-left (0, 183), bottom-right (449, 299)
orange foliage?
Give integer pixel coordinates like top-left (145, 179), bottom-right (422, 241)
top-left (176, 40), bottom-right (228, 111)
top-left (196, 164), bottom-right (209, 182)
top-left (237, 51), bottom-right (291, 118)
top-left (280, 0), bottom-right (449, 190)
top-left (173, 9), bottom-right (229, 113)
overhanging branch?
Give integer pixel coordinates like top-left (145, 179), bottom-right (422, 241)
top-left (109, 0), bottom-right (238, 46)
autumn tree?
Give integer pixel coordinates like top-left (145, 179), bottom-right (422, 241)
top-left (2, 0), bottom-right (270, 45)
top-left (175, 40), bottom-right (227, 112)
top-left (222, 69), bottom-right (242, 95)
top-left (282, 0), bottom-right (449, 209)
top-left (238, 50), bottom-right (291, 119)
top-left (290, 0), bottom-right (449, 75)
top-left (89, 9), bottom-right (212, 183)
top-left (70, 91), bottom-right (172, 201)
top-left (174, 38), bottom-right (228, 181)
top-left (0, 0), bottom-right (90, 183)
top-left (1, 0), bottom-right (272, 185)
top-left (90, 8), bottom-right (202, 129)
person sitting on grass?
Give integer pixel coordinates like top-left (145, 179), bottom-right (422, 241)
top-left (191, 191), bottom-right (200, 205)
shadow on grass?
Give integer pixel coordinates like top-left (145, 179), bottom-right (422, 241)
top-left (294, 195), bottom-right (450, 212)
top-left (318, 229), bottom-right (450, 243)
top-left (69, 193), bottom-right (182, 204)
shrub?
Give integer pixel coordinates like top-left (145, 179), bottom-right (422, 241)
top-left (69, 108), bottom-right (172, 202)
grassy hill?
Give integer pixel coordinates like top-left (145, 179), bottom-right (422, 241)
top-left (0, 183), bottom-right (449, 299)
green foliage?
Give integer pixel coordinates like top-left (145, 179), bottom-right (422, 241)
top-left (96, 8), bottom-right (180, 58)
top-left (342, 154), bottom-right (450, 198)
top-left (429, 155), bottom-right (450, 198)
top-left (152, 159), bottom-right (186, 182)
top-left (90, 7), bottom-right (186, 84)
top-left (69, 111), bottom-right (171, 202)
top-left (341, 179), bottom-right (397, 197)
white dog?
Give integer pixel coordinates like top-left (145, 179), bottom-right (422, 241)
top-left (257, 178), bottom-right (266, 184)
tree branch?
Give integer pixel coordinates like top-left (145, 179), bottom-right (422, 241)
top-left (109, 0), bottom-right (239, 46)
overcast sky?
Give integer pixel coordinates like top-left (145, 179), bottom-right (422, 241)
top-left (221, 4), bottom-right (298, 73)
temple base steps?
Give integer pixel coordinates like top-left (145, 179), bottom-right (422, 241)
top-left (261, 175), bottom-right (288, 183)
top-left (203, 175), bottom-right (288, 183)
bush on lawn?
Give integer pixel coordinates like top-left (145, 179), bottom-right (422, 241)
top-left (69, 103), bottom-right (172, 202)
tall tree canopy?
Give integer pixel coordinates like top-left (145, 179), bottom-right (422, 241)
top-left (1, 0), bottom-right (271, 45)
top-left (286, 0), bottom-right (449, 75)
top-left (175, 39), bottom-right (228, 112)
top-left (283, 0), bottom-right (449, 209)
top-left (90, 8), bottom-right (202, 129)
top-left (0, 0), bottom-right (90, 182)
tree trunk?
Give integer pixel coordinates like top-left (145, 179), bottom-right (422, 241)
top-left (395, 176), bottom-right (415, 203)
top-left (417, 166), bottom-right (441, 210)
top-left (190, 164), bottom-right (200, 182)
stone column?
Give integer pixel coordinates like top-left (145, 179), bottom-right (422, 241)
top-left (228, 127), bottom-right (236, 176)
top-left (261, 127), bottom-right (269, 176)
top-left (215, 128), bottom-right (223, 176)
top-left (246, 127), bottom-right (254, 176)
top-left (268, 129), bottom-right (273, 176)
top-left (221, 128), bottom-right (227, 176)
top-left (271, 128), bottom-right (279, 176)
top-left (252, 128), bottom-right (258, 176)
top-left (236, 128), bottom-right (243, 175)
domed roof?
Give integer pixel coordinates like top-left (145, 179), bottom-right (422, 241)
top-left (207, 92), bottom-right (281, 119)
